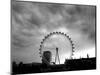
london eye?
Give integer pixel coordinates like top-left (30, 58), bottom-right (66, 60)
top-left (39, 32), bottom-right (75, 65)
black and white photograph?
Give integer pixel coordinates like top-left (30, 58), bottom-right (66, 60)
top-left (11, 0), bottom-right (96, 74)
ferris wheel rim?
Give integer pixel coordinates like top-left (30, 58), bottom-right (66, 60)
top-left (39, 31), bottom-right (75, 64)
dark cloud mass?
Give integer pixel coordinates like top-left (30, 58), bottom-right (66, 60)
top-left (11, 1), bottom-right (96, 63)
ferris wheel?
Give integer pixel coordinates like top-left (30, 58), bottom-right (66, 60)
top-left (39, 32), bottom-right (75, 65)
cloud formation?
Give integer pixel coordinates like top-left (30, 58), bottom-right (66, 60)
top-left (11, 1), bottom-right (96, 63)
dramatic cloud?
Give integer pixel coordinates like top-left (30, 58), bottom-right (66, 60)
top-left (11, 1), bottom-right (96, 63)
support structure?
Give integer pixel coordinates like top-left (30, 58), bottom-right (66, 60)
top-left (55, 47), bottom-right (60, 64)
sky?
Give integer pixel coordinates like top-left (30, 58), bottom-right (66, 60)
top-left (11, 0), bottom-right (96, 64)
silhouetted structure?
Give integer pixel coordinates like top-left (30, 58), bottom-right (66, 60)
top-left (55, 47), bottom-right (60, 64)
top-left (42, 51), bottom-right (52, 65)
top-left (12, 57), bottom-right (96, 74)
top-left (87, 54), bottom-right (89, 58)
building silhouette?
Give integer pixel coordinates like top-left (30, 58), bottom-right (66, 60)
top-left (42, 51), bottom-right (52, 65)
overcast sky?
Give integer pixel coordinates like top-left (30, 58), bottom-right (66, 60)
top-left (11, 1), bottom-right (96, 64)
